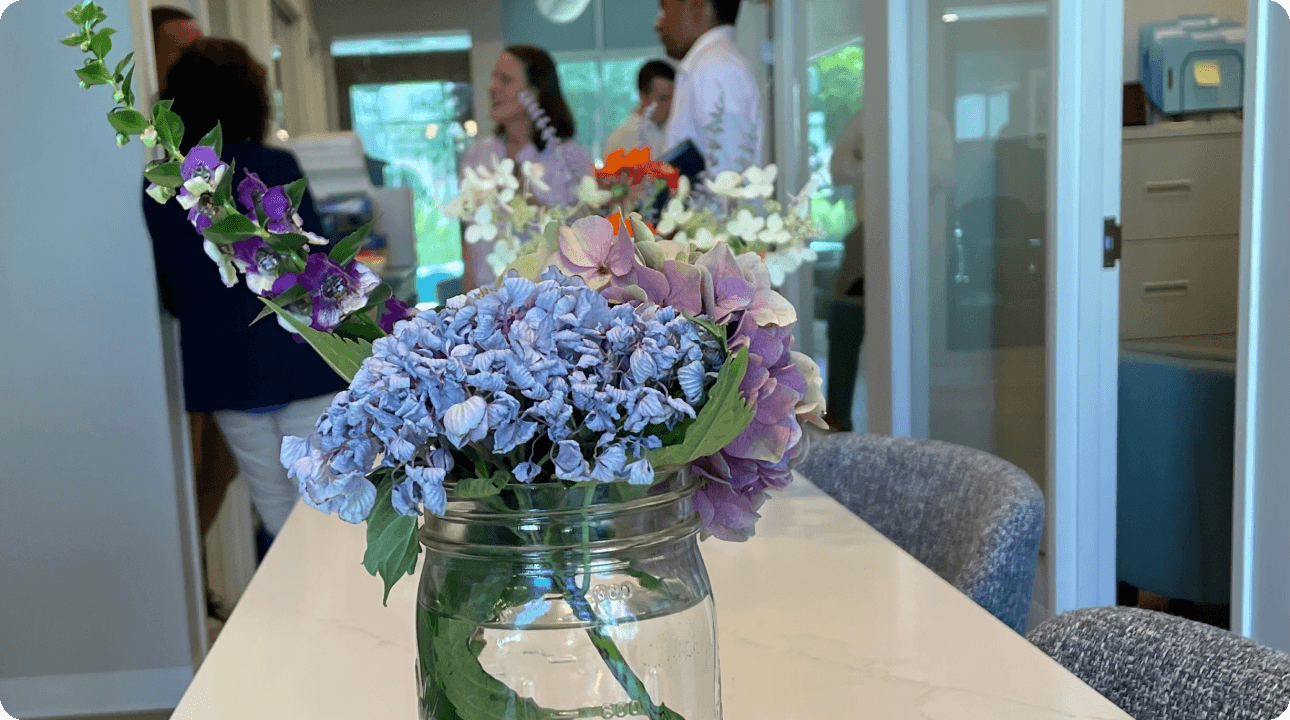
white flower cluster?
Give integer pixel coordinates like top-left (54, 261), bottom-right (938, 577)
top-left (444, 156), bottom-right (565, 278)
top-left (656, 164), bottom-right (823, 286)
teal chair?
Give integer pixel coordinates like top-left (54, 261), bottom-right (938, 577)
top-left (1117, 350), bottom-right (1235, 609)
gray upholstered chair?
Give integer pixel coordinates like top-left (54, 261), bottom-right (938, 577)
top-left (1029, 606), bottom-right (1290, 720)
top-left (797, 432), bottom-right (1044, 633)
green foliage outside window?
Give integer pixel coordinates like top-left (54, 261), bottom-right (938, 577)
top-left (808, 43), bottom-right (864, 243)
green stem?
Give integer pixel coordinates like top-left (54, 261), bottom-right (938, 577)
top-left (556, 574), bottom-right (684, 720)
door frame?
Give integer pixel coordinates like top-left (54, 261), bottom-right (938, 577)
top-left (1231, 0), bottom-right (1290, 651)
top-left (861, 0), bottom-right (1123, 617)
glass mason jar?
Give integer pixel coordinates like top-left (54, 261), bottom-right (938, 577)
top-left (416, 472), bottom-right (722, 720)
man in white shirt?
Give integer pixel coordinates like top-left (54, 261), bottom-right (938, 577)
top-left (655, 0), bottom-right (763, 174)
top-left (604, 60), bottom-right (675, 157)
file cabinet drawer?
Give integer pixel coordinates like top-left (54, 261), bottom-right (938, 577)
top-left (1120, 234), bottom-right (1239, 340)
top-left (1122, 133), bottom-right (1242, 241)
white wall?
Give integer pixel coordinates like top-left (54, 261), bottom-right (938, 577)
top-left (311, 0), bottom-right (505, 132)
top-left (1123, 0), bottom-right (1248, 81)
top-left (0, 0), bottom-right (200, 715)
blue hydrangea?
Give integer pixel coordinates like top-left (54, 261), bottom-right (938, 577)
top-left (281, 268), bottom-right (724, 523)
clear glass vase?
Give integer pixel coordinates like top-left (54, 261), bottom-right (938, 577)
top-left (416, 472), bottom-right (721, 720)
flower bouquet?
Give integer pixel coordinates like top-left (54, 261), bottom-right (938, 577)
top-left (65, 5), bottom-right (824, 717)
top-left (450, 138), bottom-right (823, 288)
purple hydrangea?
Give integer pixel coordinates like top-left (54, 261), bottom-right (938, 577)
top-left (688, 245), bottom-right (812, 542)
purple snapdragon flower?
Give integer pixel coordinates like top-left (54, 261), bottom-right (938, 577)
top-left (377, 296), bottom-right (416, 334)
top-left (177, 147), bottom-right (228, 211)
top-left (272, 253), bottom-right (380, 332)
top-left (230, 238), bottom-right (282, 296)
top-left (237, 172), bottom-right (296, 234)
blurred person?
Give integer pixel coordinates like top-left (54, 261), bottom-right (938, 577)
top-left (603, 60), bottom-right (675, 156)
top-left (460, 45), bottom-right (594, 291)
top-left (143, 38), bottom-right (347, 541)
top-left (822, 110), bottom-right (865, 431)
top-left (655, 0), bottom-right (762, 173)
top-left (822, 109), bottom-right (955, 431)
top-left (151, 6), bottom-right (201, 83)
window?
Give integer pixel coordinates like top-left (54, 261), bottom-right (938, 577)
top-left (955, 91), bottom-right (1011, 140)
top-left (806, 42), bottom-right (864, 244)
top-left (555, 53), bottom-right (659, 160)
top-left (349, 81), bottom-right (473, 299)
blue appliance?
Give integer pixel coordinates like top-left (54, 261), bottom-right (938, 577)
top-left (1141, 15), bottom-right (1245, 115)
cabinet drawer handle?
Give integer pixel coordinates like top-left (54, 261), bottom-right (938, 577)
top-left (1145, 179), bottom-right (1194, 194)
top-left (1143, 280), bottom-right (1191, 296)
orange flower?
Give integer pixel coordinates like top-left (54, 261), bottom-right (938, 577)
top-left (597, 146), bottom-right (681, 191)
top-left (599, 147), bottom-right (653, 177)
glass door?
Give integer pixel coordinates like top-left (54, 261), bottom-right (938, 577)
top-left (862, 0), bottom-right (1123, 620)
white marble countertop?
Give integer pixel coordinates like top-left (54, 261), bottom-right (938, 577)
top-left (172, 479), bottom-right (1130, 719)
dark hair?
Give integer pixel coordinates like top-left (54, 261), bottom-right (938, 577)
top-left (497, 45), bottom-right (576, 150)
top-left (161, 38), bottom-right (272, 152)
top-left (636, 60), bottom-right (675, 97)
top-left (711, 0), bottom-right (741, 25)
top-left (151, 6), bottom-right (195, 47)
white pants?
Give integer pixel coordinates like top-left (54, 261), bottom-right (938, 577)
top-left (214, 393), bottom-right (337, 537)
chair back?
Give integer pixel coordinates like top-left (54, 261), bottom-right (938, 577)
top-left (798, 432), bottom-right (1044, 633)
top-left (1028, 606), bottom-right (1290, 720)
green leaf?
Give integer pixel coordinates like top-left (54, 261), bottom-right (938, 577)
top-left (196, 122), bottom-right (223, 157)
top-left (265, 232), bottom-right (310, 255)
top-left (65, 4), bottom-right (90, 25)
top-left (258, 298), bottom-right (375, 382)
top-left (87, 4), bottom-right (107, 27)
top-left (154, 108), bottom-right (184, 151)
top-left (328, 221), bottom-right (373, 266)
top-left (648, 347), bottom-right (753, 469)
top-left (453, 477), bottom-right (505, 499)
top-left (431, 616), bottom-right (545, 720)
top-left (285, 178), bottom-right (308, 210)
top-left (89, 28), bottom-right (111, 58)
top-left (683, 312), bottom-right (727, 351)
top-left (203, 212), bottom-right (260, 245)
top-left (362, 476), bottom-right (421, 605)
top-left (61, 31), bottom-right (88, 46)
top-left (152, 98), bottom-right (174, 114)
top-left (623, 568), bottom-right (682, 602)
top-left (113, 51), bottom-right (134, 76)
top-left (251, 284), bottom-right (309, 324)
top-left (211, 158), bottom-right (236, 207)
top-left (106, 108), bottom-right (148, 135)
top-left (122, 66), bottom-right (135, 106)
top-left (75, 61), bottom-right (111, 86)
top-left (143, 159), bottom-right (183, 188)
top-left (333, 319), bottom-right (386, 343)
top-left (360, 282), bottom-right (394, 313)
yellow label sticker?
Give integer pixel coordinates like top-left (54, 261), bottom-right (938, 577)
top-left (1194, 60), bottom-right (1222, 87)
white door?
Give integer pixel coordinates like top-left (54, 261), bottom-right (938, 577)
top-left (860, 0), bottom-right (1124, 621)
